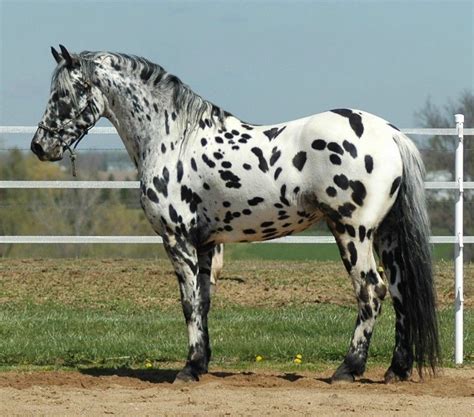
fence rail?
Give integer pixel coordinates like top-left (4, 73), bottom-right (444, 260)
top-left (0, 120), bottom-right (471, 365)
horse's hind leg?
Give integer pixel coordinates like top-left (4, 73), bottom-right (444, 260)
top-left (375, 230), bottom-right (413, 382)
top-left (163, 236), bottom-right (213, 382)
top-left (210, 244), bottom-right (224, 291)
top-left (328, 222), bottom-right (387, 383)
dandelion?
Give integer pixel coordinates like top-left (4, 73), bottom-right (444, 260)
top-left (145, 360), bottom-right (153, 368)
top-left (294, 353), bottom-right (302, 364)
top-left (255, 355), bottom-right (263, 362)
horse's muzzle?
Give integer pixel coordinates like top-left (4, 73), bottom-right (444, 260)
top-left (30, 134), bottom-right (63, 161)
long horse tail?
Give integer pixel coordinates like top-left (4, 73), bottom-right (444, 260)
top-left (380, 133), bottom-right (440, 376)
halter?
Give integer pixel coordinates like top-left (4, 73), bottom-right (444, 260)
top-left (37, 81), bottom-right (97, 177)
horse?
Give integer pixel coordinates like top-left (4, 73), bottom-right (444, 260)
top-left (31, 45), bottom-right (439, 383)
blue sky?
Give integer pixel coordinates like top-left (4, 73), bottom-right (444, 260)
top-left (0, 0), bottom-right (472, 148)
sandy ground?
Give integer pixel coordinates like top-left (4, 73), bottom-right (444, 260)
top-left (1, 367), bottom-right (473, 416)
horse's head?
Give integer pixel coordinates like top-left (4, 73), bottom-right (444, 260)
top-left (31, 45), bottom-right (103, 162)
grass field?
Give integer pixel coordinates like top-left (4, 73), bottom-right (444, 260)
top-left (0, 259), bottom-right (472, 371)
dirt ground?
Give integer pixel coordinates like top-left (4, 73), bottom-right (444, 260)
top-left (1, 259), bottom-right (472, 308)
top-left (0, 367), bottom-right (473, 416)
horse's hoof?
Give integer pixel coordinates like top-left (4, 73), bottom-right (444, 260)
top-left (174, 368), bottom-right (200, 383)
top-left (330, 372), bottom-right (355, 384)
top-left (330, 365), bottom-right (356, 384)
top-left (384, 367), bottom-right (411, 384)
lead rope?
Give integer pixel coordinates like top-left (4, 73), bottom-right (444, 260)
top-left (57, 137), bottom-right (77, 177)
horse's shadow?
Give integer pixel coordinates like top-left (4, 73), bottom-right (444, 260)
top-left (80, 368), bottom-right (381, 385)
top-left (79, 367), bottom-right (248, 384)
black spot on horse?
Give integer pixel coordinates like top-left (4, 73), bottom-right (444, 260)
top-left (213, 152), bottom-right (223, 160)
top-left (280, 185), bottom-right (290, 206)
top-left (224, 132), bottom-right (233, 139)
top-left (248, 197), bottom-right (264, 206)
top-left (270, 148), bottom-right (281, 166)
top-left (329, 154), bottom-right (342, 165)
top-left (342, 140), bottom-right (358, 158)
top-left (215, 136), bottom-right (224, 144)
top-left (147, 188), bottom-right (159, 203)
top-left (311, 139), bottom-right (326, 150)
top-left (191, 158), bottom-right (197, 171)
top-left (261, 221), bottom-right (274, 228)
top-left (390, 176), bottom-right (402, 196)
top-left (331, 108), bottom-right (364, 138)
top-left (359, 226), bottom-right (366, 242)
top-left (222, 161), bottom-right (232, 168)
top-left (153, 175), bottom-right (168, 197)
top-left (365, 269), bottom-right (378, 285)
top-left (177, 160), bottom-right (184, 182)
top-left (201, 138), bottom-right (208, 146)
top-left (202, 154), bottom-right (216, 168)
top-left (274, 167), bottom-right (282, 180)
top-left (164, 110), bottom-right (170, 134)
top-left (180, 185), bottom-right (202, 213)
top-left (292, 151), bottom-right (307, 171)
top-left (263, 126), bottom-right (286, 140)
top-left (334, 174), bottom-right (349, 190)
top-left (347, 241), bottom-right (358, 266)
top-left (326, 186), bottom-right (337, 197)
top-left (219, 170), bottom-right (242, 188)
top-left (242, 209), bottom-right (252, 215)
top-left (328, 142), bottom-right (344, 155)
top-left (364, 155), bottom-right (374, 173)
top-left (199, 119), bottom-right (206, 129)
top-left (243, 163), bottom-right (252, 170)
top-left (168, 204), bottom-right (179, 223)
top-left (251, 147), bottom-right (269, 173)
top-left (349, 180), bottom-right (367, 206)
top-left (346, 224), bottom-right (356, 238)
top-left (243, 229), bottom-right (256, 234)
top-left (161, 143), bottom-right (166, 154)
top-left (338, 202), bottom-right (356, 218)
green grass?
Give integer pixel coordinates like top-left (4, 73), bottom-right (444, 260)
top-left (0, 302), bottom-right (471, 370)
top-left (226, 243), bottom-right (456, 262)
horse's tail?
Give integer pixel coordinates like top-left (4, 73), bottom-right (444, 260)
top-left (380, 133), bottom-right (440, 375)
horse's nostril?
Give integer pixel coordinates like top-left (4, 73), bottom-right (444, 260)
top-left (31, 142), bottom-right (45, 157)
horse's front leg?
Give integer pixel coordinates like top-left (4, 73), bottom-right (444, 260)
top-left (164, 237), bottom-right (213, 382)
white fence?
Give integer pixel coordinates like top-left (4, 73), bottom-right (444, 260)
top-left (0, 119), bottom-right (472, 364)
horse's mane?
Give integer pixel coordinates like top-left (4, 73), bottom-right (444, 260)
top-left (52, 51), bottom-right (230, 129)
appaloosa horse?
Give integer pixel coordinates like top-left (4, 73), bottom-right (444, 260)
top-left (31, 45), bottom-right (439, 383)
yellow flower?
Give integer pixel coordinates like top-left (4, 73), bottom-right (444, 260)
top-left (255, 355), bottom-right (263, 362)
top-left (295, 354), bottom-right (302, 360)
top-left (294, 358), bottom-right (302, 364)
top-left (145, 360), bottom-right (153, 368)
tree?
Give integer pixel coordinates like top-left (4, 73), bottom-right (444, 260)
top-left (415, 90), bottom-right (473, 261)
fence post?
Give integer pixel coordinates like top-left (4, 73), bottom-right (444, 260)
top-left (454, 113), bottom-right (464, 364)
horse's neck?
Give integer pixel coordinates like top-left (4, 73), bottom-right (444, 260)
top-left (99, 76), bottom-right (183, 173)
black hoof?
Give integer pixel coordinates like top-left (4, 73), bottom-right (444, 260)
top-left (384, 366), bottom-right (411, 384)
top-left (330, 363), bottom-right (356, 384)
top-left (174, 367), bottom-right (200, 383)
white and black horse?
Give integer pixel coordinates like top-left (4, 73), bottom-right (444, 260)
top-left (31, 46), bottom-right (439, 383)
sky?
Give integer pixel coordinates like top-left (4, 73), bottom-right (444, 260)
top-left (0, 0), bottom-right (473, 149)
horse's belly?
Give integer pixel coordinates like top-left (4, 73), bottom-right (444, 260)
top-left (209, 204), bottom-right (325, 244)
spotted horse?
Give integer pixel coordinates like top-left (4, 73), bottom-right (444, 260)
top-left (31, 46), bottom-right (440, 384)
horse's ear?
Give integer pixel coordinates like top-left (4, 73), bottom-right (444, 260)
top-left (51, 46), bottom-right (61, 64)
top-left (59, 44), bottom-right (74, 68)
